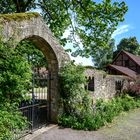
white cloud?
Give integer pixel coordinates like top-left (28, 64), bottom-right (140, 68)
top-left (112, 25), bottom-right (130, 38)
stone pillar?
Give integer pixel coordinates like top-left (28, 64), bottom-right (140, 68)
top-left (48, 60), bottom-right (59, 123)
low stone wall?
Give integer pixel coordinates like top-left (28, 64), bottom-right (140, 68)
top-left (85, 68), bottom-right (132, 100)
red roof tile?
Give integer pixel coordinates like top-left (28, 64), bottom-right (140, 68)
top-left (108, 64), bottom-right (137, 79)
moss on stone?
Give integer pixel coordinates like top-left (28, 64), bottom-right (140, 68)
top-left (84, 66), bottom-right (96, 69)
top-left (0, 12), bottom-right (40, 22)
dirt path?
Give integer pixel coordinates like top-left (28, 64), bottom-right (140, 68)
top-left (33, 108), bottom-right (140, 140)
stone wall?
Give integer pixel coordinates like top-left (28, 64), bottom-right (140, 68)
top-left (0, 13), bottom-right (70, 123)
top-left (85, 68), bottom-right (132, 100)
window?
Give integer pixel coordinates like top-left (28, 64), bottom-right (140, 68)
top-left (115, 80), bottom-right (123, 91)
top-left (87, 77), bottom-right (94, 91)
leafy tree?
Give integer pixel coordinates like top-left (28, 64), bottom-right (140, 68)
top-left (114, 37), bottom-right (140, 58)
top-left (92, 38), bottom-right (115, 69)
top-left (70, 0), bottom-right (127, 58)
top-left (0, 0), bottom-right (36, 13)
top-left (16, 40), bottom-right (48, 69)
top-left (0, 0), bottom-right (128, 58)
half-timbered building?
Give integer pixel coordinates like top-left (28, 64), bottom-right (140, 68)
top-left (107, 50), bottom-right (140, 79)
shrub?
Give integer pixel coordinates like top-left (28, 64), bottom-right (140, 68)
top-left (126, 78), bottom-right (140, 97)
top-left (0, 104), bottom-right (28, 140)
top-left (0, 39), bottom-right (32, 139)
top-left (0, 40), bottom-right (32, 103)
top-left (58, 62), bottom-right (94, 130)
top-left (94, 94), bottom-right (140, 127)
top-left (58, 63), bottom-right (140, 130)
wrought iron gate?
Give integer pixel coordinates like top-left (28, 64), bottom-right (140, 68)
top-left (15, 68), bottom-right (49, 139)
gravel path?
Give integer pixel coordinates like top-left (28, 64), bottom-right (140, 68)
top-left (33, 108), bottom-right (140, 140)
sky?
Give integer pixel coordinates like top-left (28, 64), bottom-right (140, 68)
top-left (66, 0), bottom-right (140, 66)
top-left (113, 0), bottom-right (140, 44)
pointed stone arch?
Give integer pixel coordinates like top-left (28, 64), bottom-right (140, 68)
top-left (0, 13), bottom-right (70, 122)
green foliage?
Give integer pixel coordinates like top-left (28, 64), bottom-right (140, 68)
top-left (16, 40), bottom-right (48, 69)
top-left (0, 40), bottom-right (32, 103)
top-left (59, 62), bottom-right (92, 115)
top-left (0, 39), bottom-right (31, 139)
top-left (95, 94), bottom-right (140, 124)
top-left (114, 37), bottom-right (140, 58)
top-left (0, 0), bottom-right (36, 13)
top-left (93, 38), bottom-right (115, 69)
top-left (59, 62), bottom-right (94, 130)
top-left (59, 64), bottom-right (140, 131)
top-left (59, 94), bottom-right (140, 130)
top-left (70, 0), bottom-right (127, 58)
top-left (0, 0), bottom-right (128, 55)
top-left (0, 104), bottom-right (28, 140)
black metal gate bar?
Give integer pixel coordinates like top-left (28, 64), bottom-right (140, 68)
top-left (13, 67), bottom-right (48, 139)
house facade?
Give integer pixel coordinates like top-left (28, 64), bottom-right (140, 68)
top-left (107, 51), bottom-right (140, 79)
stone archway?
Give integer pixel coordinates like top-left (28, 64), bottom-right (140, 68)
top-left (0, 13), bottom-right (70, 122)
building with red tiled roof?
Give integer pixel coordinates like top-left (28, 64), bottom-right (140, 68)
top-left (107, 50), bottom-right (140, 79)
